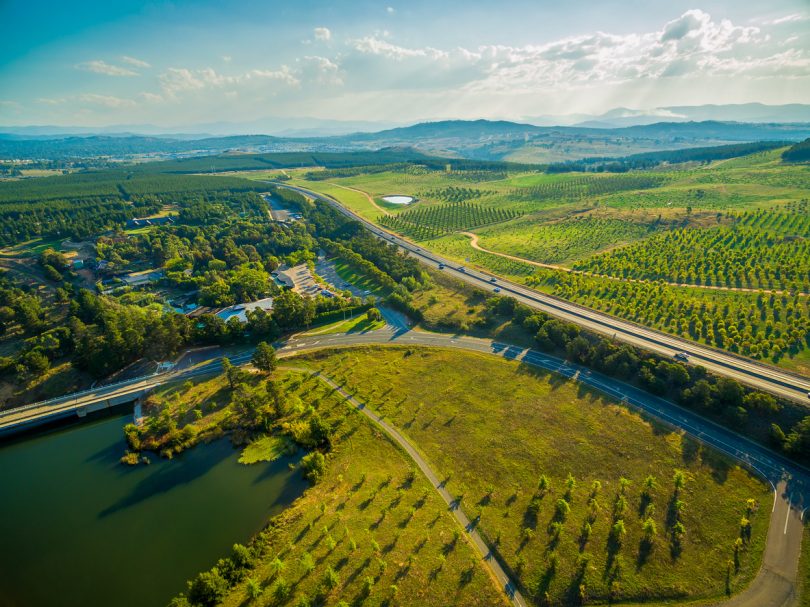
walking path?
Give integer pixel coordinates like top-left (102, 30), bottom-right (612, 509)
top-left (459, 231), bottom-right (806, 296)
top-left (281, 364), bottom-right (525, 607)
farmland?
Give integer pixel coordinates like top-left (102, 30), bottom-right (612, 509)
top-left (303, 346), bottom-right (771, 605)
top-left (576, 202), bottom-right (810, 291)
top-left (291, 149), bottom-right (810, 373)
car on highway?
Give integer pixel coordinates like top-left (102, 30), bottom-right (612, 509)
top-left (493, 287), bottom-right (501, 293)
top-left (458, 266), bottom-right (466, 272)
top-left (674, 352), bottom-right (690, 362)
top-left (438, 263), bottom-right (445, 269)
top-left (489, 277), bottom-right (497, 283)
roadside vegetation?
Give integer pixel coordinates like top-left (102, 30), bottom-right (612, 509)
top-left (301, 346), bottom-right (771, 605)
top-left (125, 360), bottom-right (507, 607)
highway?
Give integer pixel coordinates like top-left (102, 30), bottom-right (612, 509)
top-left (1, 326), bottom-right (806, 605)
top-left (277, 183), bottom-right (810, 405)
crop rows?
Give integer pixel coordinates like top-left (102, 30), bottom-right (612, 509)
top-left (379, 202), bottom-right (520, 240)
top-left (475, 216), bottom-right (657, 264)
top-left (527, 271), bottom-right (810, 363)
top-left (575, 203), bottom-right (810, 291)
top-left (510, 174), bottom-right (667, 201)
top-left (419, 186), bottom-right (494, 202)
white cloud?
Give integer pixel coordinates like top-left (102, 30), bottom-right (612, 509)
top-left (386, 6), bottom-right (395, 14)
top-left (158, 65), bottom-right (300, 97)
top-left (140, 92), bottom-right (164, 103)
top-left (121, 55), bottom-right (151, 68)
top-left (763, 13), bottom-right (808, 26)
top-left (350, 36), bottom-right (447, 60)
top-left (79, 94), bottom-right (136, 108)
top-left (222, 55), bottom-right (232, 63)
top-left (314, 27), bottom-right (331, 41)
top-left (36, 97), bottom-right (67, 105)
top-left (300, 56), bottom-right (343, 86)
top-left (75, 60), bottom-right (139, 77)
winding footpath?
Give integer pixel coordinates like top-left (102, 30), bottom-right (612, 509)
top-left (459, 231), bottom-right (807, 297)
top-left (283, 365), bottom-right (524, 607)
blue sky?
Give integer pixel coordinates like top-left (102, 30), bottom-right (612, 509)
top-left (1, 0), bottom-right (808, 127)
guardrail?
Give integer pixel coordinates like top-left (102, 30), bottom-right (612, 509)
top-left (0, 371), bottom-right (163, 420)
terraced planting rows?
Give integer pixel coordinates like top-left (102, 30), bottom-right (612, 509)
top-left (509, 173), bottom-right (669, 201)
top-left (528, 270), bottom-right (810, 367)
top-left (575, 204), bottom-right (810, 291)
top-left (418, 186), bottom-right (494, 202)
top-left (379, 203), bottom-right (520, 240)
top-left (474, 215), bottom-right (658, 265)
top-left (308, 347), bottom-right (770, 606)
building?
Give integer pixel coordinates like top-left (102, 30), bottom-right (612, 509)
top-left (126, 216), bottom-right (176, 229)
top-left (216, 297), bottom-right (274, 324)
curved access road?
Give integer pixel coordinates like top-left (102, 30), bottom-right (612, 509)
top-left (277, 183), bottom-right (810, 405)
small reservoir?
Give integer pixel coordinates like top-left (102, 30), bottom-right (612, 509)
top-left (381, 195), bottom-right (415, 205)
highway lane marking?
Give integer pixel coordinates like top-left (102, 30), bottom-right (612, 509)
top-left (773, 489), bottom-right (777, 513)
top-left (785, 494), bottom-right (792, 534)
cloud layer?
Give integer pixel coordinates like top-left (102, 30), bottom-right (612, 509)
top-left (4, 7), bottom-right (809, 125)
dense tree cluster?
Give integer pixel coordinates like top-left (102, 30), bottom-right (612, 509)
top-left (548, 141), bottom-right (789, 173)
top-left (782, 138), bottom-right (810, 163)
top-left (0, 171), bottom-right (267, 246)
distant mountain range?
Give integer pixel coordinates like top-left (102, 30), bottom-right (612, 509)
top-left (525, 103), bottom-right (810, 128)
top-left (2, 103), bottom-right (808, 141)
top-left (2, 117), bottom-right (809, 164)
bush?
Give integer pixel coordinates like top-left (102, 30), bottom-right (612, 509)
top-left (301, 451), bottom-right (326, 483)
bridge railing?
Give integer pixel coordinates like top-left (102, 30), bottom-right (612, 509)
top-left (0, 371), bottom-right (163, 420)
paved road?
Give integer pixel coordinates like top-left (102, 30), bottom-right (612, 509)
top-left (1, 326), bottom-right (806, 604)
top-left (278, 183), bottom-right (810, 405)
top-left (285, 365), bottom-right (523, 607)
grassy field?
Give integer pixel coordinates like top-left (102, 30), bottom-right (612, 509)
top-left (331, 258), bottom-right (389, 296)
top-left (301, 346), bottom-right (771, 605)
top-left (472, 213), bottom-right (658, 265)
top-left (302, 314), bottom-right (385, 336)
top-left (799, 525), bottom-right (810, 607)
top-left (144, 369), bottom-right (508, 607)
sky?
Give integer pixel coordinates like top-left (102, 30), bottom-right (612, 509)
top-left (0, 0), bottom-right (808, 128)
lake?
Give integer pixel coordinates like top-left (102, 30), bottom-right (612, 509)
top-left (0, 411), bottom-right (305, 607)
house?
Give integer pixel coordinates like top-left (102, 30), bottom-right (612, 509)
top-left (126, 216), bottom-right (176, 229)
top-left (216, 297), bottom-right (274, 324)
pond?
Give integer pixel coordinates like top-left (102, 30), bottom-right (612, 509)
top-left (381, 195), bottom-right (415, 205)
top-left (0, 411), bottom-right (305, 607)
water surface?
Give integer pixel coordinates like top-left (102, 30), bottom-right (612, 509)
top-left (0, 412), bottom-right (305, 607)
top-left (381, 195), bottom-right (414, 205)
